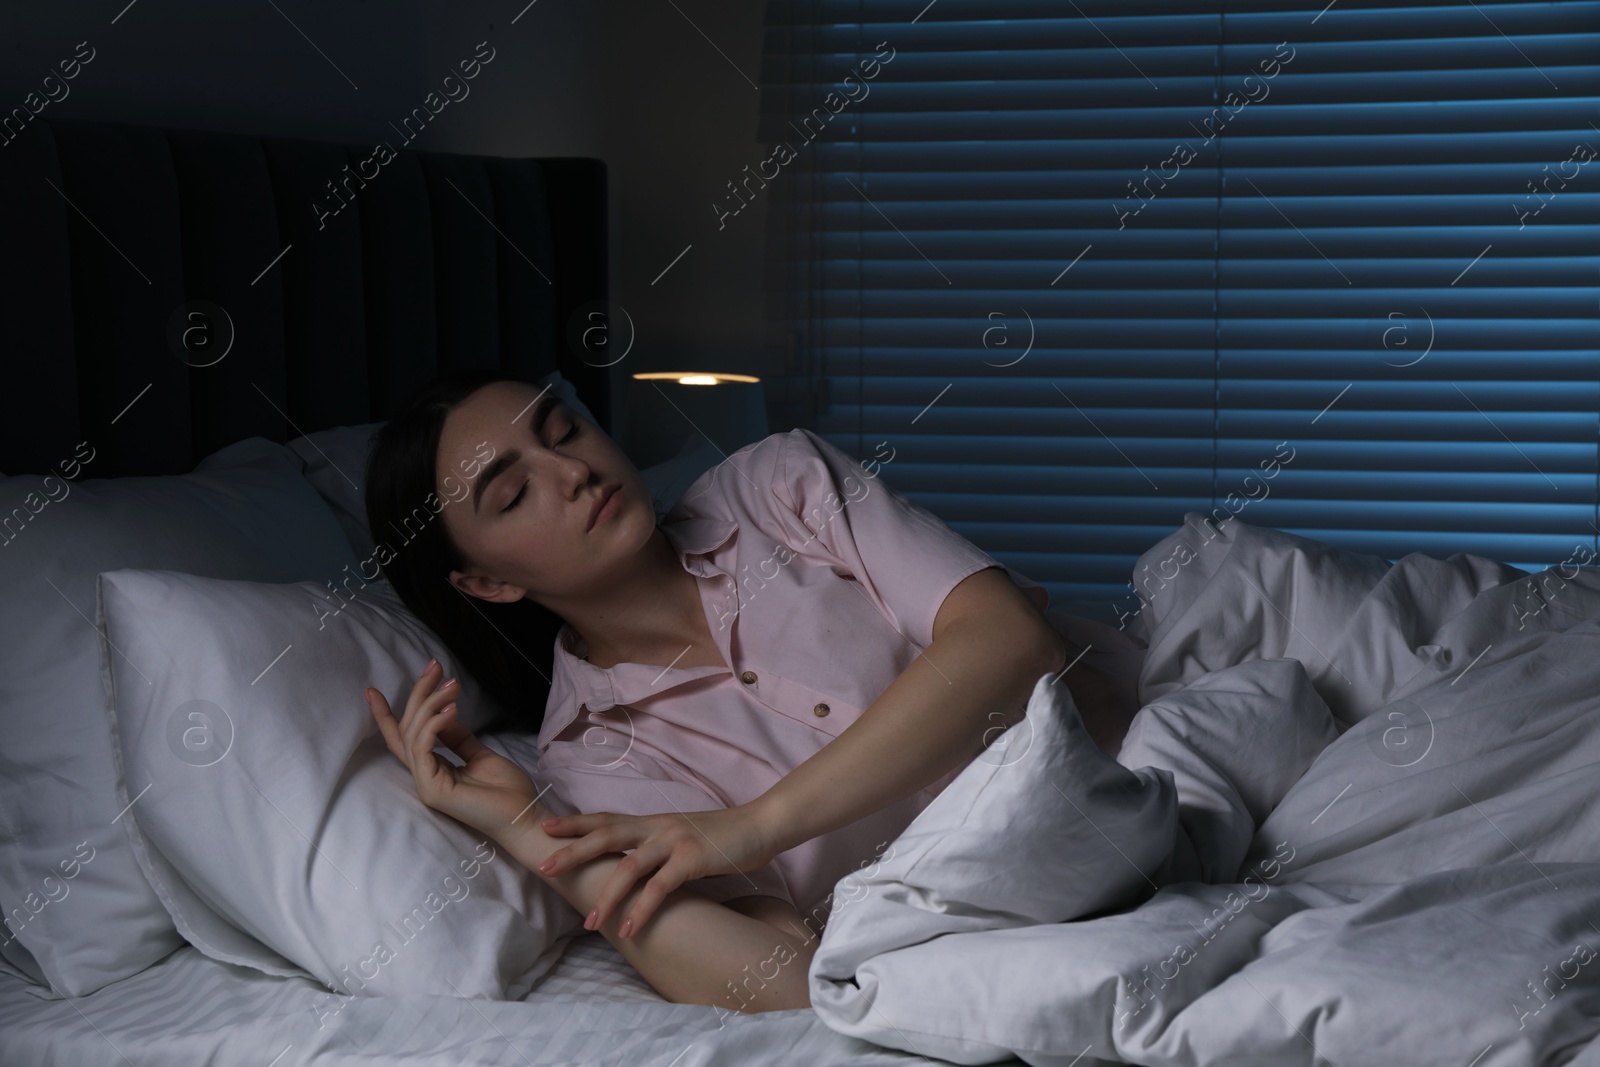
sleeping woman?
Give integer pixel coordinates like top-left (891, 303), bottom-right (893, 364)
top-left (361, 368), bottom-right (1139, 1015)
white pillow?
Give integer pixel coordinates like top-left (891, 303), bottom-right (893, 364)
top-left (286, 420), bottom-right (383, 560)
top-left (0, 437), bottom-right (363, 998)
top-left (98, 568), bottom-right (586, 999)
top-left (288, 370), bottom-right (600, 559)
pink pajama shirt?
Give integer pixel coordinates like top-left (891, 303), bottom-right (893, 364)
top-left (532, 428), bottom-right (1047, 924)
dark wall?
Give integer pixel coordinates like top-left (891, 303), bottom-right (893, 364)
top-left (0, 0), bottom-right (781, 425)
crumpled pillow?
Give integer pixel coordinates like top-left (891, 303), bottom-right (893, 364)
top-left (1116, 657), bottom-right (1341, 883)
top-left (811, 670), bottom-right (1180, 1010)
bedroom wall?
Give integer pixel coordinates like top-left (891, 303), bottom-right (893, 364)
top-left (0, 0), bottom-right (777, 436)
top-left (417, 0), bottom-right (782, 443)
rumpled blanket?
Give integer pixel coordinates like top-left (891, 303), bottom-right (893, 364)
top-left (809, 513), bottom-right (1600, 1066)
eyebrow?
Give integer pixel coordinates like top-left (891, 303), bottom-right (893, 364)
top-left (471, 394), bottom-right (562, 514)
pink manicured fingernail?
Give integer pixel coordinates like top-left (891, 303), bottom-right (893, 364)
top-left (585, 909), bottom-right (598, 930)
top-left (620, 918), bottom-right (633, 938)
top-left (427, 657), bottom-right (438, 670)
top-left (538, 858), bottom-right (554, 873)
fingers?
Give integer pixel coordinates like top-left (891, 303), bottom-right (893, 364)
top-left (401, 671), bottom-right (458, 756)
top-left (541, 812), bottom-right (600, 839)
top-left (434, 715), bottom-right (490, 762)
top-left (616, 862), bottom-right (687, 939)
top-left (586, 849), bottom-right (656, 933)
top-left (588, 837), bottom-right (695, 938)
top-left (404, 657), bottom-right (446, 721)
top-left (364, 657), bottom-right (458, 775)
top-left (365, 688), bottom-right (400, 756)
top-left (416, 700), bottom-right (457, 762)
top-left (538, 818), bottom-right (627, 876)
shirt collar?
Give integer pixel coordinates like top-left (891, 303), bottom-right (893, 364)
top-left (537, 514), bottom-right (739, 747)
top-left (660, 514), bottom-right (738, 576)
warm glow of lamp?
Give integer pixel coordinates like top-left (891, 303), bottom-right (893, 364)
top-left (631, 371), bottom-right (762, 386)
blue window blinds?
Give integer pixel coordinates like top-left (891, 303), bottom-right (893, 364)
top-left (757, 0), bottom-right (1600, 624)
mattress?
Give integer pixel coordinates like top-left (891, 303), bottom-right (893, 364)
top-left (0, 929), bottom-right (1000, 1066)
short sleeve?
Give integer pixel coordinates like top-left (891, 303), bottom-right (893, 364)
top-left (773, 428), bottom-right (1047, 649)
top-left (533, 722), bottom-right (796, 908)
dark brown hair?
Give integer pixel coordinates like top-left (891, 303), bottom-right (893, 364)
top-left (363, 368), bottom-right (563, 735)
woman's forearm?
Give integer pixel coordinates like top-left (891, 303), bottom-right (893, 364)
top-left (498, 800), bottom-right (817, 1013)
top-left (750, 594), bottom-right (1064, 857)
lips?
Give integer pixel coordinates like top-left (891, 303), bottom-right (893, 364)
top-left (587, 484), bottom-right (620, 531)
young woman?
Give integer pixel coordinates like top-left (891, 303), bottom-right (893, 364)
top-left (361, 368), bottom-right (1138, 1015)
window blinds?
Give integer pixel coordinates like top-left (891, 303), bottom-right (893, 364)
top-left (758, 0), bottom-right (1600, 623)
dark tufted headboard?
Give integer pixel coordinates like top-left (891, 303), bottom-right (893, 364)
top-left (0, 119), bottom-right (609, 478)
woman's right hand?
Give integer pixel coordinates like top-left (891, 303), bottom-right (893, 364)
top-left (365, 658), bottom-right (546, 843)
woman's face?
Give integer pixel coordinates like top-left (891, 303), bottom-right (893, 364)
top-left (436, 380), bottom-right (652, 605)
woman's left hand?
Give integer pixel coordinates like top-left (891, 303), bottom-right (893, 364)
top-left (535, 804), bottom-right (782, 938)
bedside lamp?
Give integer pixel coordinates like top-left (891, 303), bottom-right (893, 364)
top-left (619, 371), bottom-right (769, 470)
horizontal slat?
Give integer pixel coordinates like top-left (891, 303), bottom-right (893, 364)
top-left (770, 0), bottom-right (1600, 34)
top-left (828, 381), bottom-right (1600, 416)
top-left (798, 348), bottom-right (1593, 377)
top-left (786, 135), bottom-right (1600, 167)
top-left (816, 319), bottom-right (1220, 344)
top-left (810, 427), bottom-right (1217, 460)
top-left (800, 285), bottom-right (1600, 313)
top-left (777, 162), bottom-right (1597, 199)
top-left (947, 505), bottom-right (1598, 551)
top-left (788, 196), bottom-right (1600, 227)
top-left (878, 469), bottom-right (1597, 505)
top-left (761, 75), bottom-right (1600, 114)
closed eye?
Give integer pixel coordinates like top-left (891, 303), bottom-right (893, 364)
top-left (501, 413), bottom-right (580, 513)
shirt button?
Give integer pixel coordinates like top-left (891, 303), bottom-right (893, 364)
top-left (740, 670), bottom-right (758, 685)
top-left (813, 702), bottom-right (830, 717)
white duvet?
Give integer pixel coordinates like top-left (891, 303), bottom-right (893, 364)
top-left (809, 513), bottom-right (1600, 1067)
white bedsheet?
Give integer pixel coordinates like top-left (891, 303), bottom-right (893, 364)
top-left (0, 928), bottom-right (1003, 1066)
top-left (809, 514), bottom-right (1600, 1066)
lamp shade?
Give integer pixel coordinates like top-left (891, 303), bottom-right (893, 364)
top-left (619, 372), bottom-right (770, 469)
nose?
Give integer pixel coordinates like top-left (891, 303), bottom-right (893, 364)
top-left (543, 447), bottom-right (593, 499)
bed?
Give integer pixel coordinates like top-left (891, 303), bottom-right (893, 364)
top-left (5, 117), bottom-right (1599, 1067)
top-left (0, 118), bottom-right (972, 1067)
